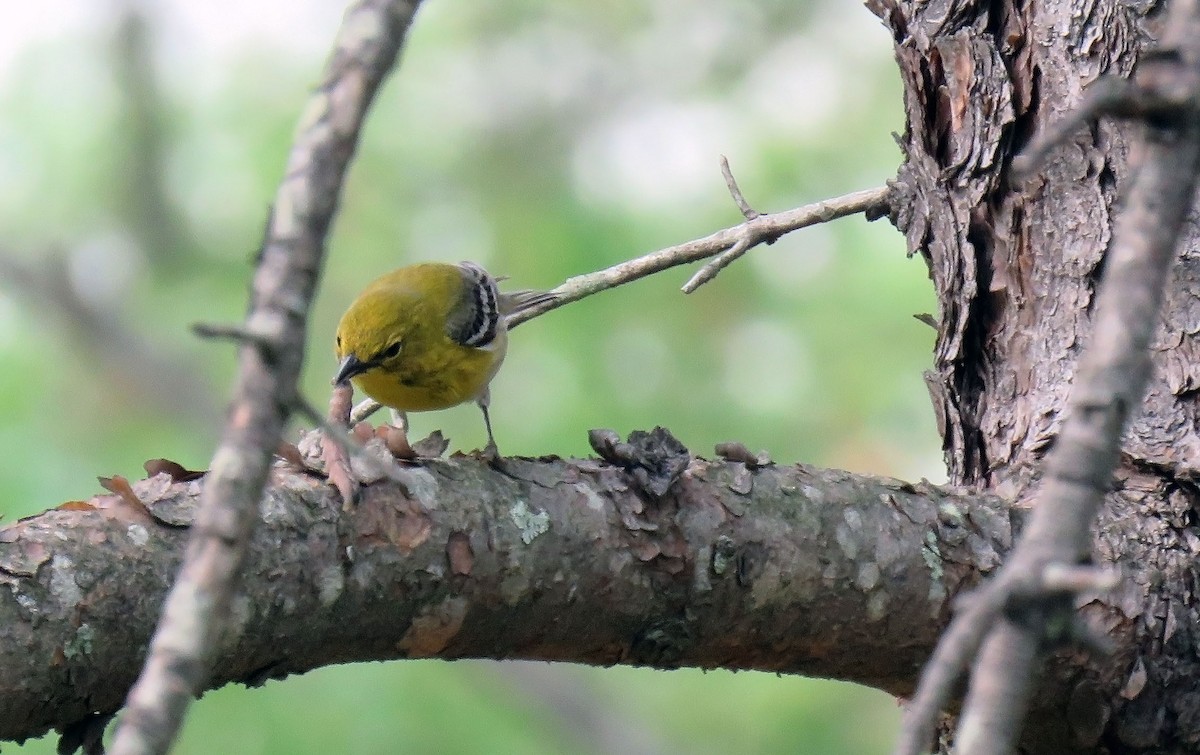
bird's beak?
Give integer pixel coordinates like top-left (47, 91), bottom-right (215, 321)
top-left (333, 354), bottom-right (371, 386)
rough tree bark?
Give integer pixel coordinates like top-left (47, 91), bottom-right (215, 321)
top-left (871, 0), bottom-right (1200, 750)
top-left (0, 437), bottom-right (1011, 743)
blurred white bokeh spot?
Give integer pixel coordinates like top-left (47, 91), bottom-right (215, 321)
top-left (495, 340), bottom-right (579, 434)
top-left (603, 326), bottom-right (670, 404)
top-left (68, 232), bottom-right (143, 309)
top-left (170, 132), bottom-right (259, 247)
top-left (739, 35), bottom-right (847, 142)
top-left (571, 100), bottom-right (743, 212)
top-left (722, 318), bottom-right (811, 414)
top-left (407, 196), bottom-right (495, 267)
top-left (750, 223), bottom-right (835, 293)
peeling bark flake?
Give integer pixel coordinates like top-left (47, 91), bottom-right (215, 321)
top-left (447, 532), bottom-right (474, 575)
top-left (0, 537), bottom-right (50, 577)
top-left (397, 596), bottom-right (469, 658)
top-left (356, 495), bottom-right (432, 551)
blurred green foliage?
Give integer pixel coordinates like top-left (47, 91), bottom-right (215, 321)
top-left (0, 0), bottom-right (939, 752)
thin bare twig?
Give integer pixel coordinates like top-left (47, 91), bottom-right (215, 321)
top-left (893, 581), bottom-right (1006, 754)
top-left (720, 154), bottom-right (760, 220)
top-left (683, 235), bottom-right (757, 294)
top-left (1038, 564), bottom-right (1121, 594)
top-left (108, 3), bottom-right (425, 753)
top-left (894, 562), bottom-right (1119, 754)
top-left (192, 321), bottom-right (273, 349)
top-left (346, 182), bottom-right (893, 424)
top-left (680, 155), bottom-right (773, 292)
top-left (351, 396), bottom-right (384, 424)
top-left (517, 184), bottom-right (890, 319)
top-left (896, 0), bottom-right (1200, 750)
top-left (1009, 78), bottom-right (1132, 182)
top-left (1012, 63), bottom-right (1200, 183)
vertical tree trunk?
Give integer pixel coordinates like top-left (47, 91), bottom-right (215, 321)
top-left (870, 0), bottom-right (1200, 750)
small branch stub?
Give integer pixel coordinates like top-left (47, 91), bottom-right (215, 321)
top-left (721, 154), bottom-right (760, 221)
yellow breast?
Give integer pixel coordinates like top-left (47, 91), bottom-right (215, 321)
top-left (353, 332), bottom-right (505, 412)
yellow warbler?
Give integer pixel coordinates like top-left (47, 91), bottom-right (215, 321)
top-left (333, 261), bottom-right (551, 454)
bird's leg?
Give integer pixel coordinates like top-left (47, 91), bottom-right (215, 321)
top-left (389, 408), bottom-right (409, 437)
top-left (477, 389), bottom-right (499, 460)
top-left (480, 405), bottom-right (498, 458)
top-left (382, 408), bottom-right (418, 460)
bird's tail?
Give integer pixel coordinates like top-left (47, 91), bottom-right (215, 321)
top-left (500, 289), bottom-right (557, 318)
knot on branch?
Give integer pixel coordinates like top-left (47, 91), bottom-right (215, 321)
top-left (588, 427), bottom-right (691, 499)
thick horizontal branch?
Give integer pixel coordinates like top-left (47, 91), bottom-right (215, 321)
top-left (0, 432), bottom-right (1010, 743)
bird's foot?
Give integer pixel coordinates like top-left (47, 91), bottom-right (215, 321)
top-left (480, 440), bottom-right (501, 465)
top-left (370, 423), bottom-right (449, 460)
top-left (380, 423), bottom-right (419, 460)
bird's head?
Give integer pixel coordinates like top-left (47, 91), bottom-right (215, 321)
top-left (333, 289), bottom-right (413, 386)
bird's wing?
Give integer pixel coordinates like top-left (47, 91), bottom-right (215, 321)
top-left (445, 261), bottom-right (502, 349)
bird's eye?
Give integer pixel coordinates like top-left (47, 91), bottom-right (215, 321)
top-left (381, 342), bottom-right (402, 360)
top-left (336, 335), bottom-right (342, 350)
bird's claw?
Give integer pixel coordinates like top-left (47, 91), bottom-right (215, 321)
top-left (382, 424), bottom-right (419, 460)
top-left (481, 440), bottom-right (501, 465)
